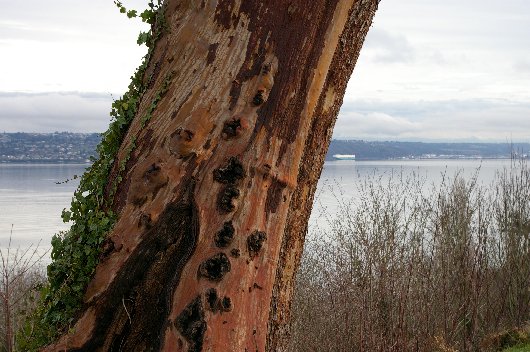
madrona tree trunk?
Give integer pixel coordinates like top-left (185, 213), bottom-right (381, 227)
top-left (45, 0), bottom-right (378, 350)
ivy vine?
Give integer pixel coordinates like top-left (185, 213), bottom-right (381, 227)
top-left (17, 1), bottom-right (167, 350)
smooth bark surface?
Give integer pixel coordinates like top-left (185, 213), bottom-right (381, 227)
top-left (45, 0), bottom-right (378, 350)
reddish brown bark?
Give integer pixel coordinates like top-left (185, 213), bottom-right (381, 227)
top-left (44, 0), bottom-right (378, 350)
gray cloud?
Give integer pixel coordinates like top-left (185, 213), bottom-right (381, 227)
top-left (2, 92), bottom-right (529, 143)
top-left (0, 20), bottom-right (79, 43)
top-left (334, 99), bottom-right (530, 142)
top-left (333, 111), bottom-right (421, 138)
top-left (0, 92), bottom-right (113, 132)
top-left (514, 60), bottom-right (530, 73)
top-left (363, 28), bottom-right (415, 64)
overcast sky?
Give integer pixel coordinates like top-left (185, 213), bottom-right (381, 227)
top-left (1, 0), bottom-right (529, 142)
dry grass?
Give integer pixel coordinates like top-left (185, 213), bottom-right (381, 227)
top-left (290, 160), bottom-right (530, 351)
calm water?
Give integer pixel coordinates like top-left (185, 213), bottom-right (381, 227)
top-left (0, 160), bottom-right (513, 252)
top-left (0, 164), bottom-right (87, 248)
top-left (313, 159), bottom-right (513, 215)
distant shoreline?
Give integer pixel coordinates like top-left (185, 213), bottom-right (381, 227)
top-left (0, 161), bottom-right (91, 164)
top-left (329, 157), bottom-right (516, 161)
top-left (1, 133), bottom-right (528, 163)
top-left (0, 157), bottom-right (521, 165)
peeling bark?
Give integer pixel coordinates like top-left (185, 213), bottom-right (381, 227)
top-left (44, 0), bottom-right (378, 350)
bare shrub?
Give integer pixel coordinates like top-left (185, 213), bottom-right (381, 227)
top-left (291, 161), bottom-right (530, 351)
top-left (0, 226), bottom-right (46, 352)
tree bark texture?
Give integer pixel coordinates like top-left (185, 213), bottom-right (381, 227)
top-left (44, 0), bottom-right (378, 350)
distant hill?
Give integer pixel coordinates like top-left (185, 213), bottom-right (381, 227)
top-left (327, 140), bottom-right (530, 161)
top-left (1, 133), bottom-right (528, 163)
top-left (0, 132), bottom-right (99, 163)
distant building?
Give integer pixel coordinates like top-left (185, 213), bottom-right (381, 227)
top-left (332, 154), bottom-right (356, 160)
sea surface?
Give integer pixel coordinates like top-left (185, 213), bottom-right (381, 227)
top-left (312, 159), bottom-right (513, 219)
top-left (0, 160), bottom-right (514, 255)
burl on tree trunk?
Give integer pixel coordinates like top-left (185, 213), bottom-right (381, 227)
top-left (45, 0), bottom-right (377, 350)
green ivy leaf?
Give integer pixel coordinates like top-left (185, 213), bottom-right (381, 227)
top-left (137, 31), bottom-right (150, 46)
top-left (140, 9), bottom-right (154, 23)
